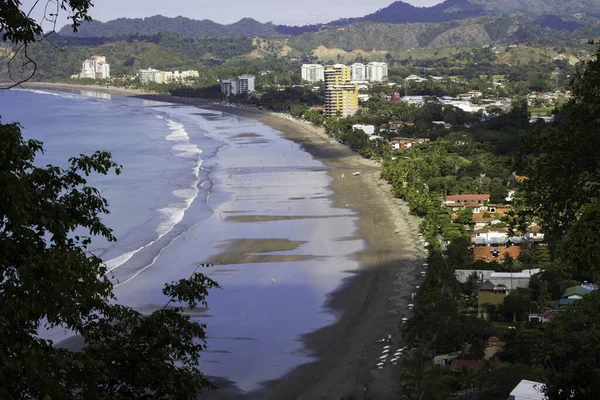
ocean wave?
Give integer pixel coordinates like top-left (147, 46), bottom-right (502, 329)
top-left (104, 115), bottom-right (204, 273)
top-left (11, 88), bottom-right (76, 99)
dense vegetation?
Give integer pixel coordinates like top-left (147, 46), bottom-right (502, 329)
top-left (1, 3), bottom-right (219, 398)
top-left (58, 15), bottom-right (279, 38)
top-left (57, 1), bottom-right (600, 38)
top-left (380, 44), bottom-right (600, 399)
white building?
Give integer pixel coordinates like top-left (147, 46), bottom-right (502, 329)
top-left (138, 68), bottom-right (161, 84)
top-left (301, 64), bottom-right (324, 83)
top-left (236, 75), bottom-right (255, 94)
top-left (352, 124), bottom-right (375, 136)
top-left (366, 62), bottom-right (388, 82)
top-left (402, 95), bottom-right (425, 105)
top-left (220, 75), bottom-right (255, 96)
top-left (138, 69), bottom-right (199, 84)
top-left (220, 79), bottom-right (237, 96)
top-left (455, 269), bottom-right (540, 291)
top-left (350, 63), bottom-right (366, 82)
top-left (79, 56), bottom-right (110, 79)
top-left (405, 75), bottom-right (427, 83)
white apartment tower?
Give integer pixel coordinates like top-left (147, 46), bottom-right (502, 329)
top-left (350, 63), bottom-right (366, 81)
top-left (138, 69), bottom-right (200, 84)
top-left (79, 56), bottom-right (110, 79)
top-left (301, 64), bottom-right (325, 83)
top-left (366, 62), bottom-right (388, 82)
top-left (236, 75), bottom-right (255, 94)
top-left (138, 68), bottom-right (161, 84)
top-left (221, 75), bottom-right (255, 96)
top-left (220, 79), bottom-right (237, 96)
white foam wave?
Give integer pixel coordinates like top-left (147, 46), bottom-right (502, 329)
top-left (104, 116), bottom-right (204, 273)
top-left (12, 88), bottom-right (74, 98)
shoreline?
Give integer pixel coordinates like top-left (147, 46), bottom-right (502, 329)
top-left (20, 83), bottom-right (425, 399)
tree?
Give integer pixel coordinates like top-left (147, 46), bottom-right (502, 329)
top-left (518, 43), bottom-right (600, 260)
top-left (501, 288), bottom-right (532, 322)
top-left (456, 207), bottom-right (474, 225)
top-left (1, 3), bottom-right (219, 398)
top-left (1, 120), bottom-right (220, 399)
top-left (2, 0), bottom-right (94, 86)
top-left (446, 235), bottom-right (473, 269)
top-left (537, 291), bottom-right (600, 399)
top-left (490, 185), bottom-right (508, 204)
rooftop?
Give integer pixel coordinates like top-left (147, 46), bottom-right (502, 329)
top-left (443, 194), bottom-right (490, 202)
top-left (509, 379), bottom-right (547, 400)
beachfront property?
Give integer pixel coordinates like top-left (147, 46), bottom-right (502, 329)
top-left (388, 137), bottom-right (430, 150)
top-left (324, 64), bottom-right (358, 118)
top-left (301, 64), bottom-right (325, 83)
top-left (138, 69), bottom-right (199, 84)
top-left (220, 75), bottom-right (256, 96)
top-left (366, 62), bottom-right (388, 82)
top-left (75, 56), bottom-right (110, 79)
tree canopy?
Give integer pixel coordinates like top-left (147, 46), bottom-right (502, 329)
top-left (1, 2), bottom-right (220, 398)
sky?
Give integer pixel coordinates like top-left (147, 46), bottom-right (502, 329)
top-left (22, 0), bottom-right (444, 28)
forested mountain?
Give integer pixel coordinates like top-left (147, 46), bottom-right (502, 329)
top-left (58, 0), bottom-right (600, 39)
top-left (58, 15), bottom-right (279, 38)
top-left (288, 17), bottom-right (600, 54)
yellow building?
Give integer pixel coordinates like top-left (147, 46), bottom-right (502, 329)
top-left (324, 64), bottom-right (358, 118)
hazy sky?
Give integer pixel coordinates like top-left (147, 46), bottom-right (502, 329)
top-left (22, 0), bottom-right (444, 27)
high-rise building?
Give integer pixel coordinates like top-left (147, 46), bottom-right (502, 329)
top-left (366, 62), bottom-right (388, 82)
top-left (138, 69), bottom-right (200, 84)
top-left (220, 75), bottom-right (256, 96)
top-left (138, 68), bottom-right (161, 84)
top-left (220, 79), bottom-right (237, 96)
top-left (236, 75), bottom-right (255, 94)
top-left (324, 64), bottom-right (358, 118)
top-left (350, 63), bottom-right (366, 82)
top-left (301, 64), bottom-right (325, 83)
top-left (78, 56), bottom-right (110, 79)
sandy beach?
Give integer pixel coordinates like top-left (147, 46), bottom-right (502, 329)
top-left (21, 82), bottom-right (426, 399)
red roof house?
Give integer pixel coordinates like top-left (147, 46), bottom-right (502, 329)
top-left (442, 194), bottom-right (490, 204)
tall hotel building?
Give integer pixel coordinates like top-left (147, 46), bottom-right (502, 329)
top-left (301, 64), bottom-right (325, 83)
top-left (324, 64), bottom-right (358, 118)
top-left (350, 63), bottom-right (367, 81)
top-left (366, 62), bottom-right (388, 82)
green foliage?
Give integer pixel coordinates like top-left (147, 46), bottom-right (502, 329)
top-left (58, 15), bottom-right (279, 38)
top-left (476, 363), bottom-right (545, 400)
top-left (501, 288), bottom-right (533, 322)
top-left (538, 291), bottom-right (600, 399)
top-left (0, 120), bottom-right (219, 398)
top-left (520, 43), bottom-right (600, 252)
top-left (490, 185), bottom-right (508, 204)
top-left (446, 236), bottom-right (473, 269)
top-left (1, 1), bottom-right (92, 45)
top-left (456, 207), bottom-right (474, 225)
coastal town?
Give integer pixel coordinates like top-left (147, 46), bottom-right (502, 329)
top-left (50, 49), bottom-right (590, 399)
top-left (3, 0), bottom-right (600, 399)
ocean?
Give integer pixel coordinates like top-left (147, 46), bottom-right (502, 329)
top-left (0, 88), bottom-right (364, 392)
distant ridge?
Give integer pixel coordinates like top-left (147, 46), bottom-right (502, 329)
top-left (58, 0), bottom-right (600, 39)
top-left (58, 15), bottom-right (279, 38)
